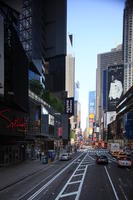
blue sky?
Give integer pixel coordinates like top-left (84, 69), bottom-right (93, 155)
top-left (67, 0), bottom-right (125, 130)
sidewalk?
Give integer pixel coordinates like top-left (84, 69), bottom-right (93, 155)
top-left (0, 159), bottom-right (52, 191)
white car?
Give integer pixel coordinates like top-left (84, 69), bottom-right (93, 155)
top-left (60, 153), bottom-right (70, 161)
top-left (117, 157), bottom-right (132, 168)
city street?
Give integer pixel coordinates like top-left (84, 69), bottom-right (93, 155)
top-left (0, 149), bottom-right (133, 200)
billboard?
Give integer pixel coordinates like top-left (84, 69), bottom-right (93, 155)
top-left (106, 112), bottom-right (116, 127)
top-left (0, 16), bottom-right (4, 95)
top-left (103, 70), bottom-right (107, 110)
top-left (65, 97), bottom-right (74, 116)
top-left (108, 65), bottom-right (124, 111)
top-left (89, 113), bottom-right (94, 119)
top-left (89, 91), bottom-right (96, 115)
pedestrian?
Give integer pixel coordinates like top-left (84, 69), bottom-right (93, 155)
top-left (39, 151), bottom-right (42, 161)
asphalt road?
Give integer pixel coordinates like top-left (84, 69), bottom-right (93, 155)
top-left (0, 149), bottom-right (133, 200)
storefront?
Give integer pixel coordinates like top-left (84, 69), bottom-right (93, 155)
top-left (0, 104), bottom-right (27, 166)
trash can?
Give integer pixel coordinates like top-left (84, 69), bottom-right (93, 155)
top-left (41, 155), bottom-right (48, 164)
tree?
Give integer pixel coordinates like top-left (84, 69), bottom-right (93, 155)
top-left (29, 79), bottom-right (43, 97)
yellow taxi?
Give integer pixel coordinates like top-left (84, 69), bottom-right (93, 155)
top-left (117, 151), bottom-right (127, 160)
top-left (112, 151), bottom-right (119, 158)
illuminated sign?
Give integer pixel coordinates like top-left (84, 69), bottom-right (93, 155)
top-left (89, 127), bottom-right (93, 135)
top-left (0, 109), bottom-right (26, 130)
top-left (58, 127), bottom-right (62, 137)
top-left (89, 113), bottom-right (94, 119)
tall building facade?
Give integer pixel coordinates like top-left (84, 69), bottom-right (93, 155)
top-left (20, 0), bottom-right (67, 95)
top-left (19, 0), bottom-right (45, 87)
top-left (96, 45), bottom-right (123, 125)
top-left (0, 0), bottom-right (29, 166)
top-left (0, 0), bottom-right (68, 166)
top-left (66, 34), bottom-right (75, 98)
top-left (123, 0), bottom-right (133, 93)
top-left (66, 34), bottom-right (75, 144)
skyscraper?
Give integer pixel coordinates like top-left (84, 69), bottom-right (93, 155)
top-left (123, 0), bottom-right (133, 93)
top-left (20, 0), bottom-right (67, 93)
top-left (96, 45), bottom-right (123, 125)
top-left (66, 34), bottom-right (75, 98)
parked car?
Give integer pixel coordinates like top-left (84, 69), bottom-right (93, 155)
top-left (59, 153), bottom-right (70, 161)
top-left (96, 155), bottom-right (108, 164)
top-left (117, 157), bottom-right (132, 168)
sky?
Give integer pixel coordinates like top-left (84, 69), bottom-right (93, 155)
top-left (67, 0), bottom-right (125, 130)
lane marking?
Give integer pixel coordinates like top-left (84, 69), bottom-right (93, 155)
top-left (87, 155), bottom-right (95, 161)
top-left (73, 174), bottom-right (83, 177)
top-left (104, 166), bottom-right (119, 200)
top-left (75, 166), bottom-right (87, 200)
top-left (118, 178), bottom-right (128, 200)
top-left (61, 191), bottom-right (77, 198)
top-left (26, 153), bottom-right (84, 200)
top-left (55, 154), bottom-right (88, 200)
top-left (119, 185), bottom-right (128, 200)
top-left (68, 180), bottom-right (81, 185)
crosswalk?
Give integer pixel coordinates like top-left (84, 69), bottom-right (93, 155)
top-left (77, 149), bottom-right (117, 165)
top-left (84, 149), bottom-right (117, 164)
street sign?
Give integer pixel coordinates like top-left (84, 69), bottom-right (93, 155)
top-left (65, 97), bottom-right (74, 116)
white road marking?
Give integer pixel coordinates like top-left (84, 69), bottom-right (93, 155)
top-left (73, 173), bottom-right (83, 177)
top-left (104, 166), bottom-right (119, 200)
top-left (118, 178), bottom-right (128, 200)
top-left (75, 166), bottom-right (87, 200)
top-left (69, 180), bottom-right (81, 185)
top-left (55, 154), bottom-right (88, 200)
top-left (108, 158), bottom-right (117, 163)
top-left (26, 153), bottom-right (84, 200)
top-left (61, 191), bottom-right (77, 198)
top-left (87, 155), bottom-right (95, 160)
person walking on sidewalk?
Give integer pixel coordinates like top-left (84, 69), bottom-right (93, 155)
top-left (39, 151), bottom-right (42, 161)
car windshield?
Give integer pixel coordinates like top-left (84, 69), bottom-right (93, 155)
top-left (99, 156), bottom-right (107, 159)
top-left (120, 157), bottom-right (131, 161)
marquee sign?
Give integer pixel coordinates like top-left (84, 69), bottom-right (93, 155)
top-left (0, 109), bottom-right (26, 130)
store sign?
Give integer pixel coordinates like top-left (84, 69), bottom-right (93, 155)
top-left (48, 114), bottom-right (54, 126)
top-left (58, 127), bottom-right (62, 137)
top-left (0, 109), bottom-right (26, 130)
top-left (65, 97), bottom-right (74, 116)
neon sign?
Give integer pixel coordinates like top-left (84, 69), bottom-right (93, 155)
top-left (0, 109), bottom-right (26, 130)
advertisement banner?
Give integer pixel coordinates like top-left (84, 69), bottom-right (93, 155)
top-left (0, 16), bottom-right (4, 95)
top-left (106, 112), bottom-right (116, 126)
top-left (108, 65), bottom-right (124, 111)
top-left (65, 97), bottom-right (74, 116)
top-left (48, 114), bottom-right (54, 126)
top-left (89, 127), bottom-right (93, 135)
top-left (89, 91), bottom-right (96, 115)
top-left (89, 113), bottom-right (94, 119)
top-left (103, 70), bottom-right (107, 110)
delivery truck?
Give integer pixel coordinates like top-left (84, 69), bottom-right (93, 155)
top-left (108, 143), bottom-right (120, 153)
